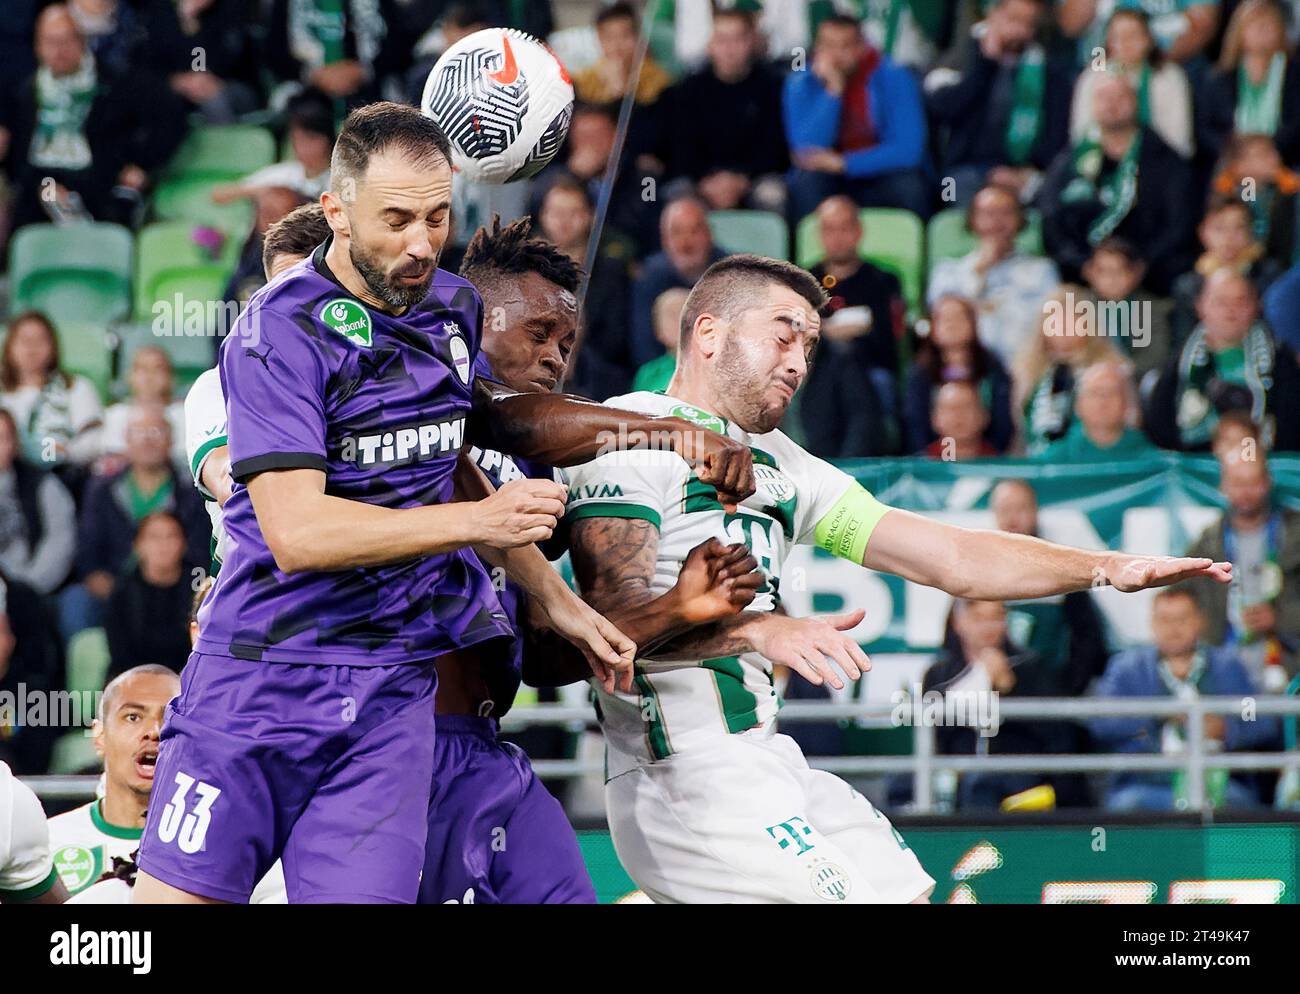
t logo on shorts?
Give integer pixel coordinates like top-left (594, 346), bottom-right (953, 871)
top-left (765, 816), bottom-right (815, 855)
top-left (157, 771), bottom-right (222, 855)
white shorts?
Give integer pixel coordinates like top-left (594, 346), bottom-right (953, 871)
top-left (605, 725), bottom-right (936, 904)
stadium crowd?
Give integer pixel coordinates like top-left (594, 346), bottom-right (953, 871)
top-left (0, 0), bottom-right (1298, 813)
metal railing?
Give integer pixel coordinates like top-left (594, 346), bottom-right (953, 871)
top-left (22, 696), bottom-right (1300, 814)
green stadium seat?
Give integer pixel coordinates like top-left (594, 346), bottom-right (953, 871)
top-left (8, 223), bottom-right (133, 325)
top-left (926, 206), bottom-right (1043, 275)
top-left (135, 221), bottom-right (241, 319)
top-left (796, 207), bottom-right (925, 312)
top-left (48, 732), bottom-right (101, 775)
top-left (708, 210), bottom-right (790, 261)
top-left (115, 320), bottom-right (217, 385)
top-left (66, 627), bottom-right (110, 699)
top-left (163, 124), bottom-right (277, 181)
top-left (51, 320), bottom-right (114, 399)
top-left (152, 124), bottom-right (275, 233)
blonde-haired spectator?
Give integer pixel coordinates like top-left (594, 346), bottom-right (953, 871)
top-left (1013, 284), bottom-right (1126, 454)
top-left (633, 287), bottom-right (689, 394)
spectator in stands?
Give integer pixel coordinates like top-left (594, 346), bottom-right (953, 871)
top-left (265, 0), bottom-right (407, 110)
top-left (572, 1), bottom-right (672, 176)
top-left (105, 512), bottom-right (194, 678)
top-left (629, 196), bottom-right (727, 369)
top-left (633, 287), bottom-right (688, 394)
top-left (1039, 73), bottom-right (1195, 291)
top-left (1212, 133), bottom-right (1300, 269)
top-left (990, 478), bottom-right (1110, 695)
top-left (1211, 409), bottom-right (1263, 464)
top-left (799, 195), bottom-right (904, 456)
top-left (0, 409), bottom-right (75, 597)
top-left (533, 103), bottom-right (654, 257)
top-left (211, 91), bottom-right (334, 204)
top-left (221, 185), bottom-right (313, 309)
top-left (1171, 197), bottom-right (1283, 346)
top-left (1262, 256), bottom-right (1300, 353)
top-left (1091, 586), bottom-right (1276, 811)
top-left (1199, 0), bottom-right (1300, 166)
top-left (0, 571), bottom-right (62, 775)
top-left (403, 0), bottom-right (553, 55)
top-left (573, 1), bottom-right (673, 107)
top-left (1058, 0), bottom-right (1219, 66)
top-left (927, 183), bottom-right (1060, 364)
top-left (66, 0), bottom-right (154, 79)
top-left (1145, 269), bottom-right (1300, 451)
top-left (152, 0), bottom-right (260, 123)
top-left (782, 13), bottom-right (931, 222)
top-left (1069, 8), bottom-right (1194, 159)
top-left (0, 311), bottom-right (103, 476)
top-left (1186, 453), bottom-right (1300, 691)
top-left (661, 7), bottom-right (788, 213)
top-left (923, 598), bottom-right (1069, 810)
top-left (905, 294), bottom-right (1015, 454)
top-left (1013, 284), bottom-right (1126, 453)
top-left (1039, 358), bottom-right (1155, 461)
top-left (101, 347), bottom-right (186, 471)
top-left (62, 404), bottom-right (208, 641)
top-left (923, 380), bottom-right (999, 459)
top-left (0, 4), bottom-right (185, 229)
top-left (537, 178), bottom-right (635, 401)
top-left (1080, 236), bottom-right (1173, 374)
top-left (924, 0), bottom-right (1074, 204)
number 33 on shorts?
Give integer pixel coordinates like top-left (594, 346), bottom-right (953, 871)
top-left (156, 772), bottom-right (222, 855)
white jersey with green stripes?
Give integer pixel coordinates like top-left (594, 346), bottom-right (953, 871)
top-left (565, 391), bottom-right (888, 778)
top-left (184, 367), bottom-right (228, 567)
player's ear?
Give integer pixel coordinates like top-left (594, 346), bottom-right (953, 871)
top-left (320, 189), bottom-right (351, 237)
top-left (694, 313), bottom-right (720, 358)
top-left (91, 719), bottom-right (105, 758)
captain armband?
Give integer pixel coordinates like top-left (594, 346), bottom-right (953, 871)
top-left (813, 484), bottom-right (891, 564)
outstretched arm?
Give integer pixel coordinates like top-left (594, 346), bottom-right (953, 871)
top-left (469, 379), bottom-right (756, 505)
top-left (862, 508), bottom-right (1233, 600)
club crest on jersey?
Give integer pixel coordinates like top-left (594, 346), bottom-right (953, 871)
top-left (754, 464), bottom-right (796, 504)
top-left (809, 859), bottom-right (852, 902)
top-left (320, 298), bottom-right (373, 347)
top-left (442, 321), bottom-right (471, 384)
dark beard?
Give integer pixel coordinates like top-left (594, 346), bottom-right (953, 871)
top-left (715, 335), bottom-right (783, 434)
top-left (350, 240), bottom-right (436, 310)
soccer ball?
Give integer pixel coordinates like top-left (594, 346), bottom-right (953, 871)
top-left (421, 27), bottom-right (575, 185)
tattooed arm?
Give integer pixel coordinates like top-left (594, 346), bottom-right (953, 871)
top-left (564, 517), bottom-right (871, 689)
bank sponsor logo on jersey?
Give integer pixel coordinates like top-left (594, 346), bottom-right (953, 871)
top-left (809, 859), bottom-right (852, 902)
top-left (754, 463), bottom-right (796, 504)
top-left (320, 298), bottom-right (373, 348)
top-left (669, 404), bottom-right (726, 434)
top-left (444, 322), bottom-right (472, 384)
top-left (52, 844), bottom-right (100, 893)
top-left (342, 416), bottom-right (466, 468)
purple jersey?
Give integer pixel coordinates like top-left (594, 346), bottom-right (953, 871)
top-left (196, 243), bottom-right (513, 665)
top-left (462, 352), bottom-right (565, 715)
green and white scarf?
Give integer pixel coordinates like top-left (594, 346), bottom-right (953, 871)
top-left (1159, 651), bottom-right (1230, 810)
top-left (288, 0), bottom-right (384, 69)
top-left (1006, 45), bottom-right (1046, 165)
top-left (23, 377), bottom-right (76, 463)
top-left (1062, 127), bottom-right (1143, 246)
top-left (1236, 52), bottom-right (1286, 137)
top-left (30, 53), bottom-right (97, 172)
top-left (1175, 321), bottom-right (1275, 448)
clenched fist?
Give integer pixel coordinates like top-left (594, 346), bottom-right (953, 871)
top-left (472, 478), bottom-right (567, 549)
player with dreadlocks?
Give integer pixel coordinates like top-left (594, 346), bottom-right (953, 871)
top-left (419, 217), bottom-right (765, 904)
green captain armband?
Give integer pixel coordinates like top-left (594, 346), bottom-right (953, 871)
top-left (813, 484), bottom-right (890, 564)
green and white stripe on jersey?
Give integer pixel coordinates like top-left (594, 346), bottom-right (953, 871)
top-left (565, 391), bottom-right (871, 778)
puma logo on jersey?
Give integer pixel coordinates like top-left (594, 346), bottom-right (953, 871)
top-left (342, 417), bottom-right (466, 467)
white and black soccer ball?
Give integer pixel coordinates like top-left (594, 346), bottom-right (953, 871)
top-left (421, 27), bottom-right (575, 185)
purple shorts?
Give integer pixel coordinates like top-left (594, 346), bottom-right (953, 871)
top-left (417, 715), bottom-right (595, 904)
top-left (137, 651), bottom-right (437, 903)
